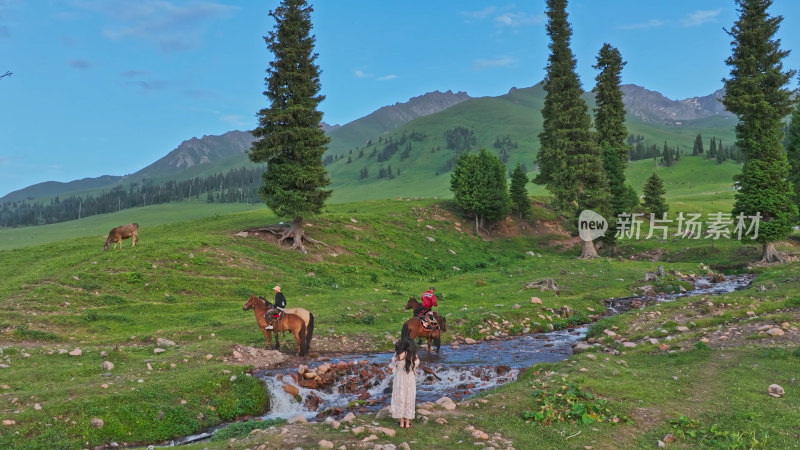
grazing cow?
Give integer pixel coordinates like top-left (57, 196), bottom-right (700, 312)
top-left (104, 223), bottom-right (139, 250)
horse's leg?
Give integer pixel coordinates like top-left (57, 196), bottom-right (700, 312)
top-left (291, 328), bottom-right (304, 356)
top-left (261, 327), bottom-right (272, 350)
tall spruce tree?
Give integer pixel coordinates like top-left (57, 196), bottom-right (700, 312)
top-left (787, 92), bottom-right (800, 216)
top-left (642, 173), bottom-right (669, 217)
top-left (249, 0), bottom-right (331, 253)
top-left (593, 43), bottom-right (632, 255)
top-left (722, 0), bottom-right (798, 262)
top-left (509, 163), bottom-right (532, 220)
top-left (534, 0), bottom-right (608, 258)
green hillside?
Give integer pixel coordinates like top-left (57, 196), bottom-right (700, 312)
top-left (323, 84), bottom-right (738, 202)
top-left (0, 153), bottom-right (744, 250)
top-left (1, 84), bottom-right (740, 212)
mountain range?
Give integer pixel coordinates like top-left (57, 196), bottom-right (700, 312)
top-left (0, 83), bottom-right (737, 204)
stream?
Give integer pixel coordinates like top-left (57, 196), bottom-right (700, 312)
top-left (169, 273), bottom-right (754, 445)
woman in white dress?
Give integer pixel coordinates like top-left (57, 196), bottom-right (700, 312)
top-left (390, 338), bottom-right (420, 428)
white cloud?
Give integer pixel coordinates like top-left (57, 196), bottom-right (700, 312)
top-left (618, 19), bottom-right (665, 30)
top-left (473, 57), bottom-right (515, 70)
top-left (353, 69), bottom-right (372, 79)
top-left (494, 12), bottom-right (543, 28)
top-left (75, 0), bottom-right (237, 53)
top-left (377, 74), bottom-right (397, 81)
top-left (681, 9), bottom-right (722, 27)
top-left (220, 114), bottom-right (249, 126)
top-left (462, 7), bottom-right (496, 21)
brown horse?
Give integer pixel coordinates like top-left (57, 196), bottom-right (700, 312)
top-left (242, 295), bottom-right (314, 356)
top-left (405, 297), bottom-right (447, 331)
top-left (400, 315), bottom-right (447, 353)
top-left (264, 311), bottom-right (311, 356)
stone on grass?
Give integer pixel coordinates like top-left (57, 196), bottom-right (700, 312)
top-left (768, 384), bottom-right (785, 398)
top-left (319, 440), bottom-right (334, 449)
top-left (375, 407), bottom-right (391, 419)
top-left (376, 426), bottom-right (396, 437)
top-left (287, 414), bottom-right (306, 424)
top-left (69, 348), bottom-right (82, 356)
top-left (91, 418), bottom-right (104, 429)
top-left (156, 338), bottom-right (176, 347)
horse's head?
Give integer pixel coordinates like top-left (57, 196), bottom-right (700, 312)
top-left (242, 294), bottom-right (258, 311)
top-left (437, 315), bottom-right (447, 332)
top-left (405, 297), bottom-right (418, 310)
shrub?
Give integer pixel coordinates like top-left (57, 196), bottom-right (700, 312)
top-left (521, 382), bottom-right (631, 426)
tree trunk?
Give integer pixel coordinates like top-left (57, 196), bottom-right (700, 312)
top-left (279, 217), bottom-right (307, 254)
top-left (761, 242), bottom-right (784, 263)
top-left (580, 240), bottom-right (599, 259)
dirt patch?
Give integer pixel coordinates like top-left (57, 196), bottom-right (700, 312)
top-left (226, 333), bottom-right (386, 370)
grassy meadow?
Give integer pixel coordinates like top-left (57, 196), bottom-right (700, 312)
top-left (1, 154), bottom-right (800, 449)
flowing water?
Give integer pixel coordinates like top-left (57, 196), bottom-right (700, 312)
top-left (168, 273), bottom-right (753, 445)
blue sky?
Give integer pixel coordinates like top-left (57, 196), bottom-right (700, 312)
top-left (2, 0), bottom-right (800, 198)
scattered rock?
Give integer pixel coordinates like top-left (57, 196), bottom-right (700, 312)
top-left (91, 418), bottom-right (104, 429)
top-left (283, 384), bottom-right (299, 397)
top-left (156, 338), bottom-right (176, 347)
top-left (319, 439), bottom-right (334, 449)
top-left (69, 348), bottom-right (82, 356)
top-left (768, 384), bottom-right (785, 398)
top-left (101, 361), bottom-right (114, 371)
top-left (287, 414), bottom-right (307, 424)
top-left (471, 429), bottom-right (489, 440)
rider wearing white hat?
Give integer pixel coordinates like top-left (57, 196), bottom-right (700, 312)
top-left (266, 285), bottom-right (287, 330)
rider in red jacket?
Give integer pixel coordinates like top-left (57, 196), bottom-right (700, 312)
top-left (415, 287), bottom-right (437, 317)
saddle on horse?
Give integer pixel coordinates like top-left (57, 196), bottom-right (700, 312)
top-left (417, 311), bottom-right (439, 331)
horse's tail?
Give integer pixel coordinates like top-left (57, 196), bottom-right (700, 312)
top-left (298, 320), bottom-right (308, 356)
top-left (304, 313), bottom-right (315, 355)
top-left (401, 321), bottom-right (411, 341)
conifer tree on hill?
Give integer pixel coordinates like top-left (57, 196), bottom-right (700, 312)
top-left (642, 172), bottom-right (669, 218)
top-left (722, 0), bottom-right (798, 262)
top-left (510, 163), bottom-right (532, 221)
top-left (535, 0), bottom-right (609, 259)
top-left (593, 43), bottom-right (633, 256)
top-left (450, 149), bottom-right (511, 235)
top-left (249, 0), bottom-right (331, 254)
top-left (786, 90), bottom-right (800, 217)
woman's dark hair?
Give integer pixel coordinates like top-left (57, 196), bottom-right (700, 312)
top-left (395, 338), bottom-right (418, 373)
